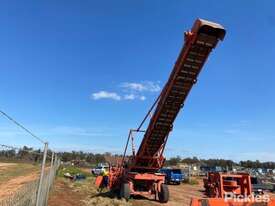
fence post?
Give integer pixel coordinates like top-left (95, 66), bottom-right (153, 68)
top-left (36, 142), bottom-right (48, 206)
top-left (188, 165), bottom-right (191, 183)
top-left (55, 154), bottom-right (59, 172)
top-left (45, 151), bottom-right (54, 206)
top-left (54, 154), bottom-right (57, 171)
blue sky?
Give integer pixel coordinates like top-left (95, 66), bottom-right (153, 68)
top-left (0, 1), bottom-right (274, 161)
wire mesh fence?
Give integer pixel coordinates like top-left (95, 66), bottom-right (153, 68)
top-left (0, 144), bottom-right (60, 206)
top-left (0, 179), bottom-right (39, 206)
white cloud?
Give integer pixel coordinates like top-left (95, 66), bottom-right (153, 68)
top-left (122, 83), bottom-right (144, 92)
top-left (120, 81), bottom-right (161, 93)
top-left (140, 96), bottom-right (146, 101)
top-left (123, 94), bottom-right (146, 101)
top-left (91, 91), bottom-right (121, 101)
top-left (90, 81), bottom-right (160, 101)
top-left (124, 94), bottom-right (135, 100)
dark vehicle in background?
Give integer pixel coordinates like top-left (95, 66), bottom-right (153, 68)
top-left (200, 166), bottom-right (223, 173)
top-left (251, 176), bottom-right (275, 194)
top-left (159, 168), bottom-right (184, 185)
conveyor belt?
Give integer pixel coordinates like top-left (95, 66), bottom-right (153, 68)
top-left (131, 19), bottom-right (225, 172)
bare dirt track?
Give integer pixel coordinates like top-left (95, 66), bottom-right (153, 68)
top-left (0, 162), bottom-right (40, 200)
top-left (0, 163), bottom-right (17, 168)
top-left (48, 180), bottom-right (88, 206)
top-left (0, 172), bottom-right (38, 199)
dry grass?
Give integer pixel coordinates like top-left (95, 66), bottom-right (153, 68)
top-left (49, 170), bottom-right (131, 206)
top-left (75, 177), bottom-right (131, 206)
top-left (0, 162), bottom-right (39, 184)
top-left (0, 162), bottom-right (40, 200)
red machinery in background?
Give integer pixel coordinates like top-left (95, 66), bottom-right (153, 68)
top-left (96, 19), bottom-right (225, 203)
top-left (203, 172), bottom-right (252, 198)
top-left (191, 172), bottom-right (275, 206)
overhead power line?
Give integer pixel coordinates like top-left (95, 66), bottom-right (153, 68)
top-left (0, 110), bottom-right (46, 144)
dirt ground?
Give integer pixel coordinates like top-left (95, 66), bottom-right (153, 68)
top-left (0, 162), bottom-right (40, 200)
top-left (48, 176), bottom-right (205, 206)
top-left (131, 182), bottom-right (205, 206)
top-left (49, 177), bottom-right (131, 206)
top-left (0, 163), bottom-right (17, 168)
top-left (48, 173), bottom-right (275, 206)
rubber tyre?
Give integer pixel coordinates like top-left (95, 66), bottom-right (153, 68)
top-left (158, 184), bottom-right (169, 203)
top-left (120, 183), bottom-right (130, 200)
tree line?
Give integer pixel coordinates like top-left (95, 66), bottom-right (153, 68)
top-left (0, 146), bottom-right (45, 163)
top-left (57, 151), bottom-right (106, 165)
top-left (1, 147), bottom-right (274, 169)
top-left (0, 147), bottom-right (108, 165)
top-left (165, 156), bottom-right (275, 169)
